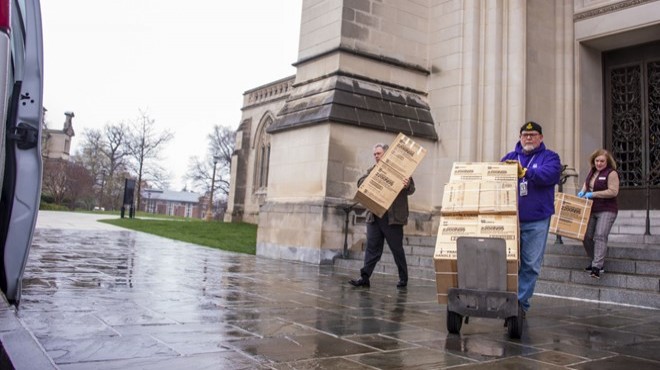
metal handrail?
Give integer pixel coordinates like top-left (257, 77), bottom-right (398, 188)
top-left (555, 164), bottom-right (578, 245)
top-left (342, 202), bottom-right (359, 258)
top-left (645, 174), bottom-right (651, 236)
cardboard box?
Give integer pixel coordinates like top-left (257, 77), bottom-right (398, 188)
top-left (449, 162), bottom-right (484, 182)
top-left (435, 272), bottom-right (458, 293)
top-left (354, 133), bottom-right (427, 217)
top-left (434, 269), bottom-right (517, 298)
top-left (433, 216), bottom-right (479, 259)
top-left (549, 192), bottom-right (592, 241)
top-left (449, 162), bottom-right (517, 182)
top-left (441, 181), bottom-right (517, 215)
top-left (433, 215), bottom-right (519, 260)
top-left (434, 258), bottom-right (517, 275)
top-left (353, 164), bottom-right (407, 218)
top-left (380, 134), bottom-right (427, 174)
top-left (479, 181), bottom-right (517, 214)
top-left (483, 163), bottom-right (518, 182)
top-left (477, 215), bottom-right (519, 260)
top-left (440, 182), bottom-right (480, 214)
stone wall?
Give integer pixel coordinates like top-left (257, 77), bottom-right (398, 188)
top-left (227, 0), bottom-right (660, 264)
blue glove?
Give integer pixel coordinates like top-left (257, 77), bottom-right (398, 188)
top-left (584, 192), bottom-right (593, 199)
top-left (577, 191), bottom-right (585, 198)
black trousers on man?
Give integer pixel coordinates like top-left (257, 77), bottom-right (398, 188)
top-left (360, 213), bottom-right (408, 282)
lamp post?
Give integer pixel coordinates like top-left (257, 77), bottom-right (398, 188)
top-left (99, 170), bottom-right (106, 210)
top-left (205, 155), bottom-right (220, 221)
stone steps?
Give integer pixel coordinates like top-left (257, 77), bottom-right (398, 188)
top-left (334, 232), bottom-right (660, 308)
top-left (538, 240), bottom-right (660, 308)
top-left (609, 210), bottom-right (660, 238)
top-left (334, 235), bottom-right (437, 281)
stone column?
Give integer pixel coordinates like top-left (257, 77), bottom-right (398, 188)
top-left (257, 0), bottom-right (438, 263)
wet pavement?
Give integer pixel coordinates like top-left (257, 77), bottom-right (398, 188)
top-left (1, 211), bottom-right (659, 369)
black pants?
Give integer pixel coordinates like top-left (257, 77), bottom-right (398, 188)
top-left (360, 214), bottom-right (408, 282)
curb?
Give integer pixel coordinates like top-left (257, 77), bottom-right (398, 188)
top-left (0, 294), bottom-right (57, 370)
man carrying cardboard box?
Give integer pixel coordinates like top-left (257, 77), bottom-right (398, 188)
top-left (349, 143), bottom-right (415, 289)
top-left (501, 121), bottom-right (562, 313)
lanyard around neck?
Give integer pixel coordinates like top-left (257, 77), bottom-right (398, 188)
top-left (517, 154), bottom-right (536, 169)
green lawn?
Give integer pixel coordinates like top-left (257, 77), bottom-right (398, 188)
top-left (99, 218), bottom-right (257, 255)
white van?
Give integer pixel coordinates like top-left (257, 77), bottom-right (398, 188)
top-left (0, 0), bottom-right (44, 305)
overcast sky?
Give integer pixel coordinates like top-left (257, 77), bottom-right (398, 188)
top-left (41, 0), bottom-right (303, 190)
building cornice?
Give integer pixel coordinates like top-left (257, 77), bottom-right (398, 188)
top-left (294, 46), bottom-right (430, 76)
top-left (574, 0), bottom-right (660, 21)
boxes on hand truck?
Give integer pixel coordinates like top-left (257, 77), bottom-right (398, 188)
top-left (435, 162), bottom-right (525, 338)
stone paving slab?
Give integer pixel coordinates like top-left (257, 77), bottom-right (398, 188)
top-left (1, 211), bottom-right (659, 369)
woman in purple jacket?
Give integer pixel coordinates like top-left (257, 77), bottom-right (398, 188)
top-left (577, 149), bottom-right (619, 279)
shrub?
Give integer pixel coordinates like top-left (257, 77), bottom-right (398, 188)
top-left (39, 202), bottom-right (68, 211)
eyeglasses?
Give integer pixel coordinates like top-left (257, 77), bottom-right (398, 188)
top-left (520, 133), bottom-right (540, 139)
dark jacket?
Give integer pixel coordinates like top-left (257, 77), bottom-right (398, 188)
top-left (501, 142), bottom-right (561, 222)
top-left (358, 165), bottom-right (415, 225)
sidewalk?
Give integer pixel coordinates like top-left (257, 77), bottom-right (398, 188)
top-left (1, 211), bottom-right (659, 369)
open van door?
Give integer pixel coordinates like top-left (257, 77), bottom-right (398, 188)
top-left (0, 0), bottom-right (44, 306)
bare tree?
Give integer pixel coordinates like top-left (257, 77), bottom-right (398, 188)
top-left (78, 128), bottom-right (105, 185)
top-left (185, 124), bottom-right (235, 200)
top-left (125, 110), bottom-right (173, 209)
top-left (101, 122), bottom-right (129, 210)
top-left (64, 161), bottom-right (95, 209)
top-left (42, 159), bottom-right (68, 204)
top-left (209, 125), bottom-right (235, 170)
top-left (41, 158), bottom-right (94, 209)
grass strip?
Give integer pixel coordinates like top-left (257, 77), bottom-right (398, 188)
top-left (99, 218), bottom-right (257, 255)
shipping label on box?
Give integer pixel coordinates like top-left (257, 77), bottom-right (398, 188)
top-left (354, 162), bottom-right (406, 217)
top-left (441, 182), bottom-right (480, 214)
top-left (549, 192), bottom-right (592, 241)
top-left (449, 162), bottom-right (517, 182)
top-left (478, 181), bottom-right (517, 214)
top-left (380, 133), bottom-right (427, 174)
top-left (478, 215), bottom-right (519, 260)
top-left (484, 163), bottom-right (518, 182)
top-left (354, 133), bottom-right (426, 217)
top-left (434, 216), bottom-right (479, 259)
top-left (449, 162), bottom-right (485, 182)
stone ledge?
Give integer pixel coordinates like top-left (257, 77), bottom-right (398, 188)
top-left (0, 295), bottom-right (56, 370)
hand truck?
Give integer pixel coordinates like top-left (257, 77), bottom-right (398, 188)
top-left (446, 236), bottom-right (524, 339)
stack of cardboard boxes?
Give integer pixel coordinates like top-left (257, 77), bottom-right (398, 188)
top-left (354, 133), bottom-right (427, 217)
top-left (434, 162), bottom-right (520, 304)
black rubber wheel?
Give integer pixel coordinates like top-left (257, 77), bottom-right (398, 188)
top-left (506, 304), bottom-right (524, 339)
top-left (447, 309), bottom-right (463, 334)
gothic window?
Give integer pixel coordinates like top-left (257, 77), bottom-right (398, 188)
top-left (254, 115), bottom-right (273, 192)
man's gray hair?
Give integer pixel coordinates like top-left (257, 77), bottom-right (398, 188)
top-left (373, 143), bottom-right (389, 151)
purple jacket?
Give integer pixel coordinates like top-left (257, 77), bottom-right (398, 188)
top-left (501, 142), bottom-right (562, 222)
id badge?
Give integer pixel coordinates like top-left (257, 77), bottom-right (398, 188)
top-left (519, 179), bottom-right (528, 196)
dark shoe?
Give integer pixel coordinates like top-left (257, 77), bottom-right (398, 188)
top-left (585, 265), bottom-right (593, 271)
top-left (349, 278), bottom-right (370, 287)
top-left (590, 268), bottom-right (600, 279)
top-left (396, 280), bottom-right (407, 288)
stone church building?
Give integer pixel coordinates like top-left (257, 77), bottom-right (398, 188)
top-left (225, 0), bottom-right (660, 265)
